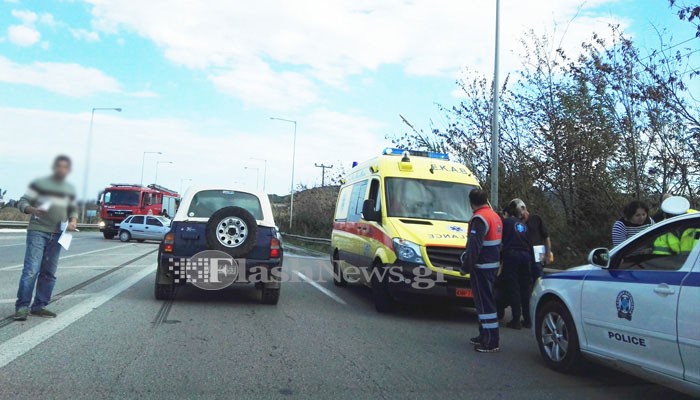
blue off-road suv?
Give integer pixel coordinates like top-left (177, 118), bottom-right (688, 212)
top-left (155, 186), bottom-right (284, 304)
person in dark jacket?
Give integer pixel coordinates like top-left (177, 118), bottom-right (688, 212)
top-left (460, 189), bottom-right (503, 353)
top-left (500, 200), bottom-right (536, 329)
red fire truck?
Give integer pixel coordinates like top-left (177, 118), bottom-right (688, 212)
top-left (98, 183), bottom-right (180, 239)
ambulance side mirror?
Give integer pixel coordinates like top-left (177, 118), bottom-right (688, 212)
top-left (361, 199), bottom-right (381, 223)
top-left (588, 247), bottom-right (610, 269)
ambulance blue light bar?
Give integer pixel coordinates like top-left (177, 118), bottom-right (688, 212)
top-left (382, 148), bottom-right (449, 160)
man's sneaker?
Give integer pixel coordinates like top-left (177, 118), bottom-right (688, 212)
top-left (522, 320), bottom-right (532, 329)
top-left (506, 320), bottom-right (522, 330)
top-left (30, 308), bottom-right (57, 318)
top-left (13, 309), bottom-right (29, 321)
top-left (469, 336), bottom-right (481, 345)
top-left (474, 344), bottom-right (500, 353)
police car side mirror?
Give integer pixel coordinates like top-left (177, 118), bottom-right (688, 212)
top-left (588, 247), bottom-right (610, 269)
top-left (361, 199), bottom-right (381, 223)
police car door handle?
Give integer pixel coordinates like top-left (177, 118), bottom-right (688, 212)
top-left (653, 284), bottom-right (675, 296)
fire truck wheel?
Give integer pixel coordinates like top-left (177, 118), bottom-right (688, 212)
top-left (205, 207), bottom-right (258, 257)
top-left (103, 232), bottom-right (115, 240)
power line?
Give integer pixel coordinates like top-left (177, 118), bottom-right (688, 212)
top-left (314, 163), bottom-right (334, 187)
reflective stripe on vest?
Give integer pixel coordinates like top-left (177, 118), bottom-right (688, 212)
top-left (472, 206), bottom-right (503, 268)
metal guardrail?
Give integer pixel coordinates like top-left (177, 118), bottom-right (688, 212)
top-left (281, 233), bottom-right (332, 245)
top-left (0, 221), bottom-right (99, 229)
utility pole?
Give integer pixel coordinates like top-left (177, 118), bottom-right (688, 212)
top-left (315, 163), bottom-right (333, 187)
top-left (490, 0), bottom-right (501, 208)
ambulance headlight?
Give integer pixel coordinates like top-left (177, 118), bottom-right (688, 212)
top-left (393, 238), bottom-right (425, 264)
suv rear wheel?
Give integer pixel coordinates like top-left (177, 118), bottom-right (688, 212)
top-left (205, 207), bottom-right (258, 257)
top-left (155, 283), bottom-right (174, 300)
top-left (261, 284), bottom-right (280, 305)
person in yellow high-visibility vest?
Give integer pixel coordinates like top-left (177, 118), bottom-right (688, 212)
top-left (652, 196), bottom-right (696, 255)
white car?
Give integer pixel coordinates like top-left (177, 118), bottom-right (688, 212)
top-left (118, 214), bottom-right (171, 242)
top-left (530, 212), bottom-right (700, 397)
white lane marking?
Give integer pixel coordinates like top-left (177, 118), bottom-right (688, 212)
top-left (0, 244), bottom-right (136, 271)
top-left (294, 271), bottom-right (346, 305)
top-left (0, 294), bottom-right (91, 304)
top-left (0, 264), bottom-right (156, 369)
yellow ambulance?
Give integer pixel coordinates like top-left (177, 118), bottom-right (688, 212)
top-left (331, 148), bottom-right (481, 312)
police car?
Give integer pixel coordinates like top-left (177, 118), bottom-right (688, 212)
top-left (530, 211), bottom-right (700, 396)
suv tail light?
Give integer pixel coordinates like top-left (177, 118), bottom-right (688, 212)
top-left (163, 232), bottom-right (175, 253)
top-left (270, 237), bottom-right (281, 259)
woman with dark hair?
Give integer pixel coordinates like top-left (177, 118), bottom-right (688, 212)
top-left (611, 200), bottom-right (654, 247)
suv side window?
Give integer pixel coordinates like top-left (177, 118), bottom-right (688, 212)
top-left (614, 219), bottom-right (700, 271)
top-left (131, 216), bottom-right (145, 225)
top-left (146, 217), bottom-right (163, 227)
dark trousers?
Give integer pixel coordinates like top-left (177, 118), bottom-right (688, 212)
top-left (501, 251), bottom-right (532, 323)
top-left (530, 261), bottom-right (543, 284)
top-left (471, 267), bottom-right (499, 348)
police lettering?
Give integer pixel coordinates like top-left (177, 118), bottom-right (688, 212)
top-left (608, 331), bottom-right (647, 347)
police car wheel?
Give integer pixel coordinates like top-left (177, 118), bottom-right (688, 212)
top-left (371, 262), bottom-right (395, 313)
top-left (205, 207), bottom-right (258, 258)
top-left (536, 300), bottom-right (582, 373)
top-left (332, 252), bottom-right (347, 287)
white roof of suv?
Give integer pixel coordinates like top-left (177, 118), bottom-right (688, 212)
top-left (173, 186), bottom-right (277, 228)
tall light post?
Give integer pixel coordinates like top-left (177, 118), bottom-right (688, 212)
top-left (490, 0), bottom-right (501, 208)
top-left (141, 151), bottom-right (162, 185)
top-left (251, 157), bottom-right (268, 192)
top-left (81, 107), bottom-right (122, 222)
top-left (270, 117), bottom-right (297, 231)
top-left (245, 167), bottom-right (260, 189)
top-left (154, 161), bottom-right (173, 185)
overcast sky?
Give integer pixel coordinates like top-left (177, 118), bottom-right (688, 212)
top-left (0, 0), bottom-right (695, 200)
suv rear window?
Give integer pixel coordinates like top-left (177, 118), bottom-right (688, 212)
top-left (187, 190), bottom-right (263, 220)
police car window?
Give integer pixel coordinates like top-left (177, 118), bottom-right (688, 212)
top-left (187, 190), bottom-right (263, 220)
top-left (616, 219), bottom-right (700, 271)
top-left (131, 216), bottom-right (145, 224)
top-left (385, 178), bottom-right (476, 222)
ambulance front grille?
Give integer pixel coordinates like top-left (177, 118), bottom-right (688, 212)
top-left (426, 246), bottom-right (463, 271)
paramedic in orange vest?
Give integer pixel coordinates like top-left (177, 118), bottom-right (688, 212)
top-left (460, 189), bottom-right (503, 353)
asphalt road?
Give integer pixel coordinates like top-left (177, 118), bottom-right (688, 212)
top-left (0, 230), bottom-right (693, 399)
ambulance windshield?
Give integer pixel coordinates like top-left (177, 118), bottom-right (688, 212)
top-left (385, 178), bottom-right (476, 223)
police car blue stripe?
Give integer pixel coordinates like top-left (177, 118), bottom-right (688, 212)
top-left (543, 270), bottom-right (700, 287)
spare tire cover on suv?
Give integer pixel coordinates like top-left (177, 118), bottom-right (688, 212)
top-left (205, 206), bottom-right (258, 257)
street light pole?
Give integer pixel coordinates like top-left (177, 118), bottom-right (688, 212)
top-left (141, 151), bottom-right (162, 186)
top-left (81, 107), bottom-right (122, 222)
top-left (154, 161), bottom-right (173, 185)
top-left (270, 117), bottom-right (297, 231)
top-left (251, 158), bottom-right (268, 192)
top-left (245, 167), bottom-right (260, 189)
top-left (490, 0), bottom-right (501, 208)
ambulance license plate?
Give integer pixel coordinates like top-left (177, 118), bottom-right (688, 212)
top-left (456, 288), bottom-right (472, 298)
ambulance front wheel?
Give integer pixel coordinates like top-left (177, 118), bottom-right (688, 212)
top-left (371, 261), bottom-right (395, 313)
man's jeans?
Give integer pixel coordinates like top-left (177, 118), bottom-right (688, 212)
top-left (16, 230), bottom-right (62, 312)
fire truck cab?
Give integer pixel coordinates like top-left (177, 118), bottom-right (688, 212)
top-left (98, 183), bottom-right (180, 239)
